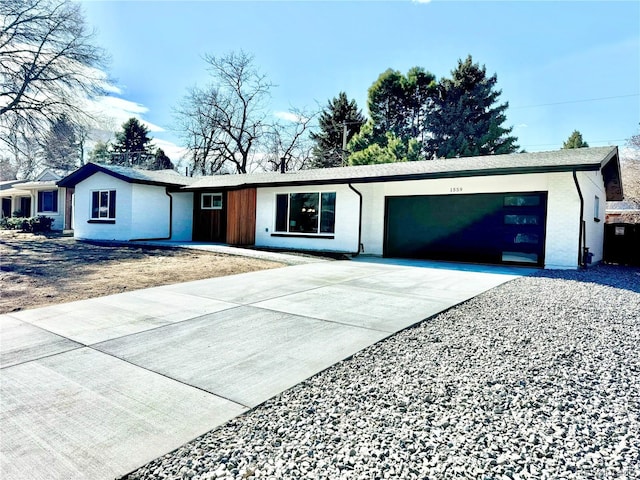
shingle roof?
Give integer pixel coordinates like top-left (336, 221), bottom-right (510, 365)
top-left (12, 180), bottom-right (58, 189)
top-left (58, 163), bottom-right (196, 188)
top-left (186, 146), bottom-right (620, 190)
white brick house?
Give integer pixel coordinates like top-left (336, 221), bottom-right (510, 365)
top-left (60, 147), bottom-right (623, 269)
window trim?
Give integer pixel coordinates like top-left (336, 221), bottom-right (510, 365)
top-left (201, 193), bottom-right (223, 210)
top-left (90, 189), bottom-right (116, 221)
top-left (594, 195), bottom-right (601, 222)
top-left (37, 190), bottom-right (58, 214)
top-left (273, 191), bottom-right (336, 236)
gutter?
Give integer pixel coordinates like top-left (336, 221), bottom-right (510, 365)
top-left (572, 170), bottom-right (585, 268)
top-left (130, 188), bottom-right (173, 242)
top-left (348, 183), bottom-right (363, 256)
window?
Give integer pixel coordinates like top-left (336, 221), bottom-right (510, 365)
top-left (594, 195), bottom-right (600, 221)
top-left (37, 190), bottom-right (58, 213)
top-left (91, 190), bottom-right (116, 220)
top-left (504, 195), bottom-right (541, 207)
top-left (504, 214), bottom-right (539, 225)
top-left (201, 193), bottom-right (223, 210)
top-left (275, 192), bottom-right (336, 235)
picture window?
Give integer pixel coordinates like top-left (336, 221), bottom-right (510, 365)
top-left (275, 192), bottom-right (336, 234)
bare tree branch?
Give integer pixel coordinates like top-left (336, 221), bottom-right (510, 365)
top-left (0, 0), bottom-right (108, 166)
top-left (174, 50), bottom-right (273, 174)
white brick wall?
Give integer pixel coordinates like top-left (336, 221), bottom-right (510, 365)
top-left (544, 173), bottom-right (581, 269)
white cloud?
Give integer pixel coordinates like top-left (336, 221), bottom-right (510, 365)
top-left (153, 138), bottom-right (189, 163)
top-left (412, 0), bottom-right (432, 3)
top-left (515, 123), bottom-right (528, 129)
top-left (273, 110), bottom-right (308, 123)
top-left (86, 95), bottom-right (166, 133)
top-left (82, 92), bottom-right (189, 165)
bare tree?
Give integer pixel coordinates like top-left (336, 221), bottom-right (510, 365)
top-left (0, 0), bottom-right (107, 151)
top-left (174, 86), bottom-right (226, 175)
top-left (174, 51), bottom-right (273, 174)
top-left (262, 108), bottom-right (317, 172)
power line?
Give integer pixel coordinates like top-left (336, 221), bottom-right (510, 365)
top-left (511, 94), bottom-right (639, 110)
top-left (521, 139), bottom-right (628, 148)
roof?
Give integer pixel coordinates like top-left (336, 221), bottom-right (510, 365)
top-left (0, 187), bottom-right (30, 197)
top-left (185, 146), bottom-right (623, 201)
top-left (0, 180), bottom-right (21, 190)
top-left (58, 163), bottom-right (196, 188)
top-left (35, 169), bottom-right (63, 182)
top-left (12, 180), bottom-right (58, 190)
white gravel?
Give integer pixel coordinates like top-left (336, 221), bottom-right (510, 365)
top-left (125, 265), bottom-right (640, 480)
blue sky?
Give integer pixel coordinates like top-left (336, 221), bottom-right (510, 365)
top-left (81, 0), bottom-right (640, 160)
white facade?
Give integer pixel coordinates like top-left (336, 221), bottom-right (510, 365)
top-left (73, 172), bottom-right (193, 242)
top-left (253, 171), bottom-right (607, 269)
top-left (255, 184), bottom-right (360, 253)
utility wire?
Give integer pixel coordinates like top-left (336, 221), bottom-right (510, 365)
top-left (511, 94), bottom-right (639, 109)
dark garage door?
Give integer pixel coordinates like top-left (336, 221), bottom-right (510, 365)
top-left (384, 192), bottom-right (547, 266)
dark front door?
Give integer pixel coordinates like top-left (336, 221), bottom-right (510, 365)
top-left (1, 198), bottom-right (10, 217)
top-left (19, 197), bottom-right (31, 217)
top-left (193, 192), bottom-right (227, 242)
top-left (384, 192), bottom-right (547, 266)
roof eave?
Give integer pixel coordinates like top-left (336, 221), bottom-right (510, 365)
top-left (58, 163), bottom-right (190, 188)
top-left (599, 147), bottom-right (624, 201)
top-left (183, 163), bottom-right (601, 191)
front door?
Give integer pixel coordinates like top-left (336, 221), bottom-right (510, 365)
top-left (193, 192), bottom-right (226, 242)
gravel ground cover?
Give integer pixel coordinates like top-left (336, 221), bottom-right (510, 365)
top-left (125, 265), bottom-right (640, 480)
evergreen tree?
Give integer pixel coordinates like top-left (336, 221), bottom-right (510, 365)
top-left (348, 66), bottom-right (436, 165)
top-left (347, 122), bottom-right (421, 165)
top-left (310, 92), bottom-right (365, 168)
top-left (427, 56), bottom-right (518, 159)
top-left (40, 115), bottom-right (81, 171)
top-left (149, 148), bottom-right (174, 170)
top-left (562, 130), bottom-right (589, 149)
top-left (88, 140), bottom-right (111, 164)
top-left (112, 117), bottom-right (154, 165)
top-left (368, 69), bottom-right (408, 141)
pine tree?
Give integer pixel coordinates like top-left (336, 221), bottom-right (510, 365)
top-left (347, 67), bottom-right (436, 165)
top-left (149, 148), bottom-right (174, 170)
top-left (427, 56), bottom-right (518, 159)
top-left (112, 117), bottom-right (154, 165)
top-left (310, 92), bottom-right (365, 168)
top-left (562, 130), bottom-right (589, 149)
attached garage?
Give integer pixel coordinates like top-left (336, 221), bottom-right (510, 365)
top-left (384, 192), bottom-right (547, 266)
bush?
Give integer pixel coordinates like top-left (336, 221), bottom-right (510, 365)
top-left (0, 215), bottom-right (54, 233)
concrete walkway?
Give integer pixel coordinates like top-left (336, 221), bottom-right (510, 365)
top-left (0, 259), bottom-right (531, 479)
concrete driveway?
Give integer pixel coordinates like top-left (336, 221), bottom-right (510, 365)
top-left (0, 258), bottom-right (530, 479)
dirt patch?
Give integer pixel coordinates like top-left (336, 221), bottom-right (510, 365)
top-left (0, 231), bottom-right (284, 313)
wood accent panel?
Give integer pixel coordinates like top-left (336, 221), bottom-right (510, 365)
top-left (226, 188), bottom-right (256, 245)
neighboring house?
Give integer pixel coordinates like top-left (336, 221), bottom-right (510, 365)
top-left (59, 146), bottom-right (623, 269)
top-left (606, 200), bottom-right (640, 224)
top-left (0, 170), bottom-right (69, 230)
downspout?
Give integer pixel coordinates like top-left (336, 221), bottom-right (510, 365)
top-left (572, 170), bottom-right (585, 268)
top-left (348, 183), bottom-right (363, 256)
top-left (130, 188), bottom-right (173, 241)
